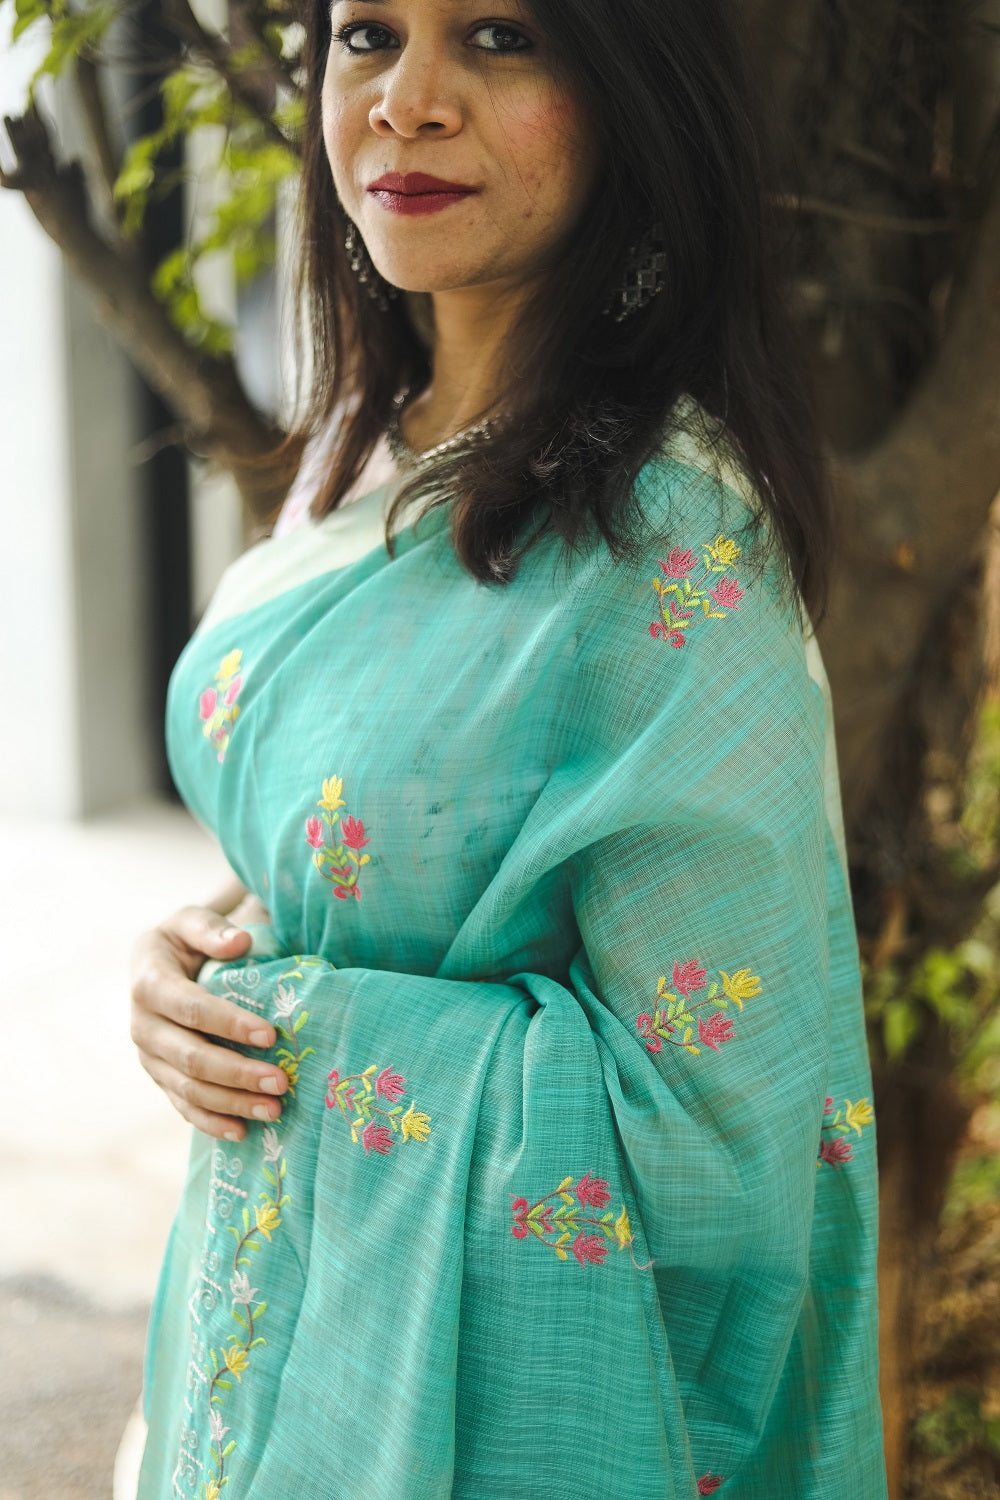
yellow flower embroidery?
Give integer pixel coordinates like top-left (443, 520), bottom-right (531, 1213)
top-left (844, 1097), bottom-right (875, 1136)
top-left (224, 1345), bottom-right (249, 1381)
top-left (278, 1056), bottom-right (300, 1091)
top-left (614, 1205), bottom-right (633, 1249)
top-left (199, 649), bottom-right (244, 763)
top-left (720, 967), bottom-right (762, 1010)
top-left (706, 533), bottom-right (741, 567)
top-left (204, 1482), bottom-right (221, 1500)
top-left (319, 775), bottom-right (345, 811)
top-left (400, 1100), bottom-right (432, 1143)
top-left (217, 648), bottom-right (243, 680)
top-left (255, 1204), bottom-right (281, 1241)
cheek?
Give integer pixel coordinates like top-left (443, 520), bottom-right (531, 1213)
top-left (497, 94), bottom-right (597, 223)
top-left (321, 73), bottom-right (357, 195)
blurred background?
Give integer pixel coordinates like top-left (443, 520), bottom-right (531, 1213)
top-left (1, 0), bottom-right (1000, 1496)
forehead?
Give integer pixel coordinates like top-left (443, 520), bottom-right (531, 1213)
top-left (329, 0), bottom-right (534, 13)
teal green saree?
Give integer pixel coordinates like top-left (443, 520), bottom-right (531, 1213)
top-left (138, 405), bottom-right (886, 1498)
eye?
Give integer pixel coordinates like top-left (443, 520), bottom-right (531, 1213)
top-left (334, 22), bottom-right (398, 53)
top-left (468, 23), bottom-right (532, 53)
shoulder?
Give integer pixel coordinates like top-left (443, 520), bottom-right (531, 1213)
top-left (546, 397), bottom-right (815, 752)
top-left (560, 393), bottom-right (802, 637)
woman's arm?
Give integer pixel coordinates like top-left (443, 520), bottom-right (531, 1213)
top-left (129, 878), bottom-right (289, 1142)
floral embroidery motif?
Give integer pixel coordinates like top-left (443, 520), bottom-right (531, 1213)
top-left (325, 1063), bottom-right (431, 1152)
top-left (306, 775), bottom-right (371, 901)
top-left (649, 534), bottom-right (745, 646)
top-left (270, 958), bottom-right (326, 1095)
top-left (636, 958), bottom-right (761, 1055)
top-left (510, 1171), bottom-right (651, 1269)
top-left (199, 648), bottom-right (243, 762)
top-left (818, 1094), bottom-right (875, 1169)
top-left (171, 970), bottom-right (320, 1498)
top-left (198, 1124), bottom-right (290, 1498)
top-left (697, 1476), bottom-right (725, 1495)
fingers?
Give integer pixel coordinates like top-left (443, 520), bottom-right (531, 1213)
top-left (132, 936), bottom-right (279, 1053)
top-left (131, 1006), bottom-right (287, 1099)
top-left (164, 905), bottom-right (254, 967)
top-left (138, 1044), bottom-right (284, 1140)
top-left (130, 903), bottom-right (286, 1140)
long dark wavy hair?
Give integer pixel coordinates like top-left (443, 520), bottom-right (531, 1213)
top-left (279, 0), bottom-right (833, 619)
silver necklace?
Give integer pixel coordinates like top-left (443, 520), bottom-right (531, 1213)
top-left (385, 390), bottom-right (500, 472)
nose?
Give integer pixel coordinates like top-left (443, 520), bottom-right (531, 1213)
top-left (368, 45), bottom-right (463, 139)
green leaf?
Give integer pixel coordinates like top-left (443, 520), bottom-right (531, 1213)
top-left (292, 1010), bottom-right (309, 1033)
top-left (242, 1207), bottom-right (250, 1234)
top-left (262, 1166), bottom-right (277, 1187)
top-left (231, 1308), bottom-right (249, 1331)
top-left (216, 1378), bottom-right (232, 1391)
top-left (222, 1441), bottom-right (237, 1458)
top-left (883, 997), bottom-right (922, 1060)
top-left (29, 1), bottom-right (119, 94)
top-left (13, 0), bottom-right (50, 44)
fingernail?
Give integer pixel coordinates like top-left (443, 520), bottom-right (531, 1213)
top-left (248, 1030), bottom-right (272, 1047)
top-left (259, 1075), bottom-right (284, 1095)
top-left (220, 925), bottom-right (242, 941)
top-left (223, 1130), bottom-right (241, 1141)
top-left (252, 1103), bottom-right (278, 1121)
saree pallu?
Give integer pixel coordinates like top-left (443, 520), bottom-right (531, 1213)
top-left (137, 410), bottom-right (887, 1498)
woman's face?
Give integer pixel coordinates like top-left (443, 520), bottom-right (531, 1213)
top-left (322, 0), bottom-right (599, 299)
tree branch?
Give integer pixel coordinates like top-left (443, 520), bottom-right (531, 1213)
top-left (231, 0), bottom-right (300, 98)
top-left (74, 54), bottom-right (124, 233)
top-left (818, 109), bottom-right (1000, 831)
top-left (163, 0), bottom-right (296, 156)
top-left (0, 102), bottom-right (290, 519)
top-left (772, 190), bottom-right (963, 236)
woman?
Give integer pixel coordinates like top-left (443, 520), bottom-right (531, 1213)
top-left (129, 0), bottom-right (887, 1494)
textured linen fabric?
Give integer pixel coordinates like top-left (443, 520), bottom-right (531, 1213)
top-left (137, 400), bottom-right (887, 1499)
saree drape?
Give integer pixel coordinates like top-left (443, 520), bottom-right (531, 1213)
top-left (137, 402), bottom-right (887, 1498)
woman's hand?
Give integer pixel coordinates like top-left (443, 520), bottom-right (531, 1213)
top-left (130, 900), bottom-right (288, 1141)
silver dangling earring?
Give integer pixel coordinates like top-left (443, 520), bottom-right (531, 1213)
top-left (344, 220), bottom-right (398, 312)
top-left (603, 222), bottom-right (666, 323)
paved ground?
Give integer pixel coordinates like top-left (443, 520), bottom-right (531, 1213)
top-left (0, 804), bottom-right (232, 1498)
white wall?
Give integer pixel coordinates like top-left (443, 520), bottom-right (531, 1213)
top-left (0, 17), bottom-right (81, 817)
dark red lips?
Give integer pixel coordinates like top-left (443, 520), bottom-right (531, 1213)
top-left (366, 171), bottom-right (479, 216)
top-left (368, 171), bottom-right (476, 194)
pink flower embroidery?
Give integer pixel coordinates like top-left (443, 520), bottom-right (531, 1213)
top-left (572, 1232), bottom-right (608, 1267)
top-left (649, 534), bottom-right (745, 643)
top-left (649, 622), bottom-right (687, 646)
top-left (824, 1096), bottom-right (834, 1114)
top-left (708, 577), bottom-right (744, 609)
top-left (660, 547), bottom-right (697, 578)
top-left (511, 1198), bottom-right (530, 1239)
top-left (198, 650), bottom-right (243, 762)
top-left (636, 1013), bottom-right (663, 1052)
top-left (326, 1061), bottom-right (431, 1151)
top-left (672, 959), bottom-right (707, 998)
top-left (362, 1120), bottom-right (394, 1155)
top-left (510, 1172), bottom-right (642, 1269)
top-left (308, 776), bottom-right (371, 902)
top-left (576, 1170), bottom-right (612, 1209)
top-left (697, 1013), bottom-right (736, 1052)
top-left (340, 815), bottom-right (370, 850)
top-left (819, 1137), bottom-right (853, 1169)
top-left (375, 1067), bottom-right (406, 1102)
top-left (638, 956), bottom-right (760, 1056)
top-left (697, 1476), bottom-right (724, 1495)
